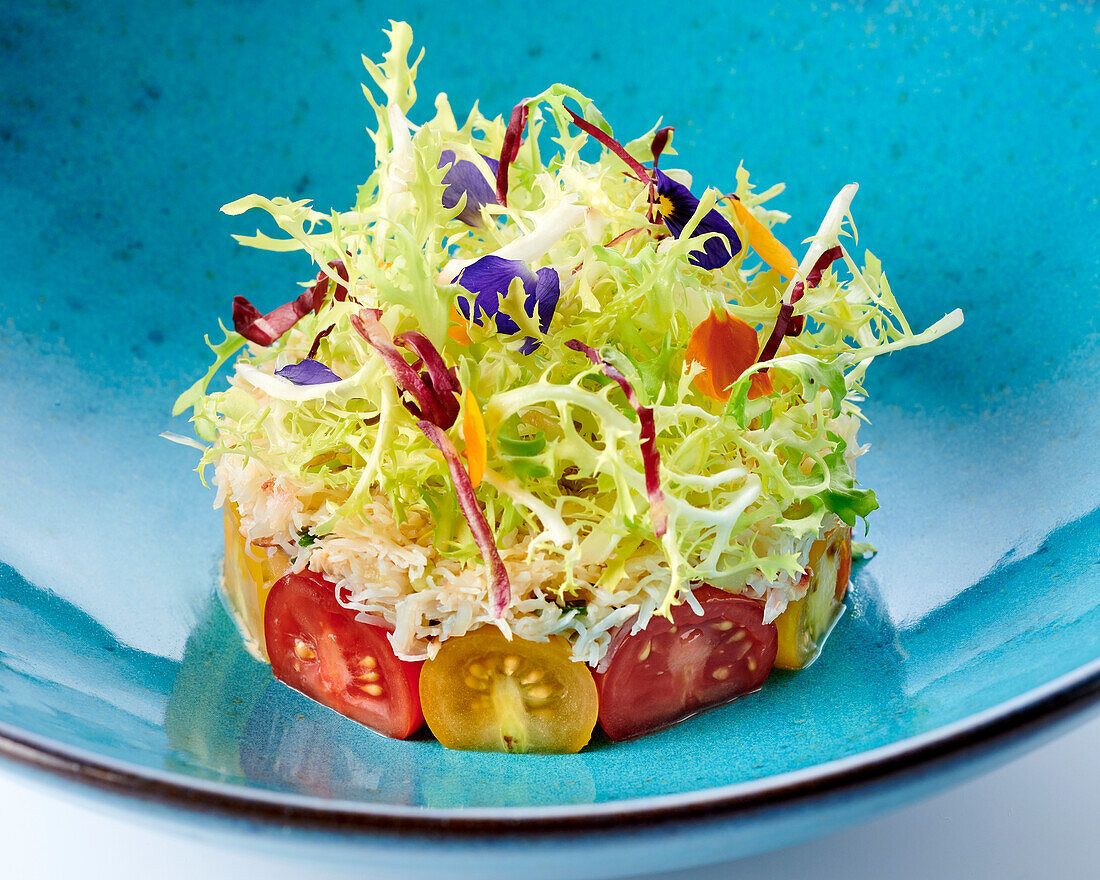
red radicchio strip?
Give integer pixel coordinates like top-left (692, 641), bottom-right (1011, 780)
top-left (566, 340), bottom-right (668, 538)
top-left (394, 329), bottom-right (462, 428)
top-left (650, 126), bottom-right (674, 169)
top-left (307, 324), bottom-right (334, 360)
top-left (308, 260), bottom-right (350, 312)
top-left (571, 227), bottom-right (649, 276)
top-left (605, 226), bottom-right (648, 249)
top-left (233, 259), bottom-right (350, 347)
top-left (564, 107), bottom-right (651, 184)
top-left (648, 127), bottom-right (674, 224)
top-left (495, 102), bottom-right (530, 207)
top-left (757, 245), bottom-right (844, 364)
top-left (232, 289), bottom-right (317, 347)
top-left (350, 309), bottom-right (459, 429)
top-left (418, 420), bottom-right (512, 617)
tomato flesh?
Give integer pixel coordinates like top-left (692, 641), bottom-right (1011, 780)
top-left (264, 570), bottom-right (424, 739)
top-left (774, 526), bottom-right (852, 670)
top-left (593, 587), bottom-right (778, 742)
top-left (419, 627), bottom-right (598, 753)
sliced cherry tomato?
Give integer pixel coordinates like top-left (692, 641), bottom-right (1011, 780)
top-left (223, 503), bottom-right (290, 660)
top-left (593, 587), bottom-right (778, 742)
top-left (774, 526), bottom-right (852, 670)
top-left (419, 627), bottom-right (598, 753)
top-left (264, 570), bottom-right (424, 739)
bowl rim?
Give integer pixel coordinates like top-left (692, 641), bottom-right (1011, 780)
top-left (2, 655), bottom-right (1099, 836)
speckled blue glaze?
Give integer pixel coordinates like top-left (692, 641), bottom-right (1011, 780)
top-left (1, 1), bottom-right (1098, 877)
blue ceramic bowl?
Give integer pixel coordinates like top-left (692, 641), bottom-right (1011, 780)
top-left (2, 2), bottom-right (1098, 877)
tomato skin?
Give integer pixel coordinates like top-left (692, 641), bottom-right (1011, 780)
top-left (593, 587), bottom-right (778, 742)
top-left (420, 627), bottom-right (598, 754)
top-left (264, 570), bottom-right (424, 740)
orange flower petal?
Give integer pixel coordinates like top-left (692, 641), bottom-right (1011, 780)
top-left (727, 198), bottom-right (798, 279)
top-left (462, 389), bottom-right (487, 489)
top-left (448, 301), bottom-right (472, 346)
top-left (687, 309), bottom-right (771, 402)
top-left (748, 369), bottom-right (773, 400)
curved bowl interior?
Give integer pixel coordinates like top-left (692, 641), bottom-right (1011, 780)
top-left (1, 0), bottom-right (1097, 842)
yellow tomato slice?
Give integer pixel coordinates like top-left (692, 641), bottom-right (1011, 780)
top-left (222, 503), bottom-right (290, 661)
top-left (420, 627), bottom-right (598, 754)
top-left (775, 527), bottom-right (852, 670)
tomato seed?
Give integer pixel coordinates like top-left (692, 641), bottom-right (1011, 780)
top-left (527, 684), bottom-right (553, 701)
top-left (637, 642), bottom-right (652, 662)
top-left (711, 667), bottom-right (731, 681)
top-left (464, 673), bottom-right (488, 691)
top-left (359, 655), bottom-right (378, 669)
top-left (502, 655), bottom-right (521, 675)
top-left (713, 621), bottom-right (734, 631)
top-left (293, 639), bottom-right (316, 661)
top-left (520, 669), bottom-right (544, 685)
top-left (363, 683), bottom-right (384, 697)
top-left (747, 658), bottom-right (757, 673)
top-left (727, 631), bottom-right (746, 642)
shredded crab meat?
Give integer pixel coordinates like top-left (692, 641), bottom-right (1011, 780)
top-left (215, 444), bottom-right (851, 664)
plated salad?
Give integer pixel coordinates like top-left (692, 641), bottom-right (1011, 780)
top-left (172, 23), bottom-right (961, 752)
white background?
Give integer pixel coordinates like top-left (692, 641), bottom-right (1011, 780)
top-left (1, 709), bottom-right (1098, 880)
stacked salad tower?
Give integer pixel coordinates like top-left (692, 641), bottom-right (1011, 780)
top-left (173, 23), bottom-right (961, 752)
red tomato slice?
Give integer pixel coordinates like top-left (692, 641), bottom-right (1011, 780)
top-left (264, 570), bottom-right (424, 739)
top-left (593, 586), bottom-right (777, 741)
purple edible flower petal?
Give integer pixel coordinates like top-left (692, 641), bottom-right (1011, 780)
top-left (418, 420), bottom-right (512, 617)
top-left (653, 169), bottom-right (742, 270)
top-left (439, 150), bottom-right (499, 226)
top-left (454, 256), bottom-right (560, 354)
top-left (274, 358), bottom-right (341, 385)
top-left (529, 267), bottom-right (560, 338)
top-left (566, 340), bottom-right (668, 538)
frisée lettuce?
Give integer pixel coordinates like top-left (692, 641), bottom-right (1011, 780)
top-left (172, 21), bottom-right (962, 664)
